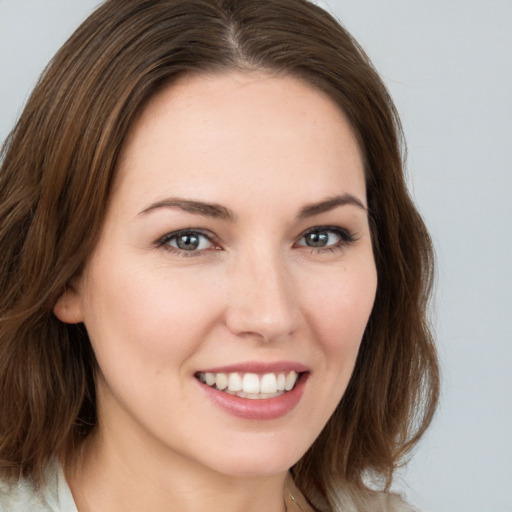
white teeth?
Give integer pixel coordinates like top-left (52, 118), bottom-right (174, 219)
top-left (228, 372), bottom-right (243, 392)
top-left (215, 373), bottom-right (228, 390)
top-left (242, 373), bottom-right (260, 394)
top-left (260, 373), bottom-right (277, 394)
top-left (276, 373), bottom-right (286, 391)
top-left (197, 370), bottom-right (301, 398)
top-left (285, 371), bottom-right (298, 391)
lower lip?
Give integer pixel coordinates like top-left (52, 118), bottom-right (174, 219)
top-left (196, 373), bottom-right (308, 420)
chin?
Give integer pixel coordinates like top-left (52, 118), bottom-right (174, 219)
top-left (202, 436), bottom-right (307, 478)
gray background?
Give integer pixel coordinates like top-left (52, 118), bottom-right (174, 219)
top-left (1, 1), bottom-right (511, 510)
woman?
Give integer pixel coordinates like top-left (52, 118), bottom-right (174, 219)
top-left (0, 0), bottom-right (439, 510)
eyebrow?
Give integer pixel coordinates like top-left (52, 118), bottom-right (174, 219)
top-left (298, 194), bottom-right (367, 218)
top-left (139, 198), bottom-right (236, 220)
top-left (138, 193), bottom-right (366, 221)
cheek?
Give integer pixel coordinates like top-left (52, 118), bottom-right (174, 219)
top-left (302, 261), bottom-right (377, 403)
top-left (303, 262), bottom-right (377, 352)
top-left (288, 263), bottom-right (377, 443)
top-left (80, 257), bottom-right (224, 372)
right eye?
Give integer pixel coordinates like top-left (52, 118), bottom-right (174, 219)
top-left (159, 230), bottom-right (216, 254)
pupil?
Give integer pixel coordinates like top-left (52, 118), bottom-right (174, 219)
top-left (307, 231), bottom-right (328, 247)
top-left (177, 234), bottom-right (199, 250)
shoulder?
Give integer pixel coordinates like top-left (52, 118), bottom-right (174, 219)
top-left (0, 474), bottom-right (48, 512)
top-left (350, 490), bottom-right (420, 512)
top-left (0, 460), bottom-right (77, 512)
top-left (355, 490), bottom-right (420, 512)
top-left (309, 485), bottom-right (420, 512)
top-left (377, 492), bottom-right (420, 512)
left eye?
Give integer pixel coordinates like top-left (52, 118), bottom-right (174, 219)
top-left (161, 231), bottom-right (213, 252)
top-left (296, 228), bottom-right (351, 249)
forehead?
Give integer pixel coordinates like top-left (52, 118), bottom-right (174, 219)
top-left (113, 71), bottom-right (366, 214)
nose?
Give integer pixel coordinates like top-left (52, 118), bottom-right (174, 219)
top-left (224, 250), bottom-right (302, 343)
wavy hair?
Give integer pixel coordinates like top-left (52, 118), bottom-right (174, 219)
top-left (0, 0), bottom-right (439, 509)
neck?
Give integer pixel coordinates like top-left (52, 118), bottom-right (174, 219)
top-left (66, 428), bottom-right (289, 512)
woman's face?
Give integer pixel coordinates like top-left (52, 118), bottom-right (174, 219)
top-left (58, 72), bottom-right (377, 477)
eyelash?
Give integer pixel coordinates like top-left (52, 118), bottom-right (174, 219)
top-left (157, 226), bottom-right (356, 258)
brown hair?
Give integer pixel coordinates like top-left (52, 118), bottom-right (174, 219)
top-left (0, 0), bottom-right (439, 509)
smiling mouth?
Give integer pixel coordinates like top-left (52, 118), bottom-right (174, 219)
top-left (195, 371), bottom-right (301, 399)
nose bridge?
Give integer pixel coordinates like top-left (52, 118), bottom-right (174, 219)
top-left (225, 245), bottom-right (300, 342)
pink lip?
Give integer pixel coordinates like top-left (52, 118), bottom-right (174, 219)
top-left (196, 372), bottom-right (309, 420)
top-left (197, 361), bottom-right (310, 374)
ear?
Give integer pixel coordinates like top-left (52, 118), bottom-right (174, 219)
top-left (53, 283), bottom-right (84, 324)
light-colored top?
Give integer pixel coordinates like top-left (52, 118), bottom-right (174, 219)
top-left (0, 460), bottom-right (77, 512)
top-left (0, 463), bottom-right (313, 512)
top-left (0, 462), bottom-right (413, 512)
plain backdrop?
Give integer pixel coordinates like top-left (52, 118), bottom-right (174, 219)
top-left (1, 1), bottom-right (511, 511)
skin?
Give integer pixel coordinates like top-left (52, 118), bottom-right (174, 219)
top-left (55, 72), bottom-right (377, 512)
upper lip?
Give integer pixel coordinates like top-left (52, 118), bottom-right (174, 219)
top-left (196, 361), bottom-right (310, 374)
